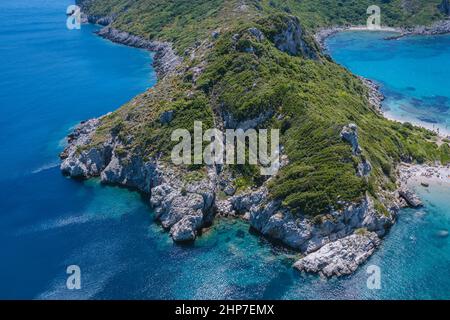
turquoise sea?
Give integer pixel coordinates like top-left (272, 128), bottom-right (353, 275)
top-left (326, 31), bottom-right (450, 135)
top-left (0, 1), bottom-right (449, 299)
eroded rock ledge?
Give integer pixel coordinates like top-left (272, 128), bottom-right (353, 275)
top-left (314, 19), bottom-right (450, 50)
top-left (294, 232), bottom-right (381, 278)
top-left (60, 119), bottom-right (215, 242)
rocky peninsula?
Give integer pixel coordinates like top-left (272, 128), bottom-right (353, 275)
top-left (63, 0), bottom-right (450, 278)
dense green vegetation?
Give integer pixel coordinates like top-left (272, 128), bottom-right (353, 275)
top-left (261, 0), bottom-right (446, 29)
top-left (77, 0), bottom-right (450, 216)
top-left (78, 0), bottom-right (448, 53)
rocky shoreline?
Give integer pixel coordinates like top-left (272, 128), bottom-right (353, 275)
top-left (96, 26), bottom-right (182, 79)
top-left (385, 19), bottom-right (450, 40)
top-left (314, 25), bottom-right (402, 51)
top-left (61, 115), bottom-right (404, 278)
top-left (60, 13), bottom-right (447, 279)
top-left (80, 12), bottom-right (181, 79)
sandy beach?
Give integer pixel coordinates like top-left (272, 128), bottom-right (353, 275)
top-left (399, 163), bottom-right (450, 187)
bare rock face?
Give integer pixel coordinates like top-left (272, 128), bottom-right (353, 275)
top-left (60, 118), bottom-right (112, 178)
top-left (272, 16), bottom-right (318, 59)
top-left (100, 154), bottom-right (157, 193)
top-left (249, 194), bottom-right (393, 252)
top-left (248, 27), bottom-right (265, 42)
top-left (294, 232), bottom-right (381, 278)
top-left (170, 211), bottom-right (204, 241)
top-left (150, 172), bottom-right (216, 242)
top-left (357, 160), bottom-right (372, 177)
top-left (340, 123), bottom-right (361, 155)
top-left (340, 123), bottom-right (372, 178)
top-left (399, 188), bottom-right (423, 208)
top-left (230, 187), bottom-right (268, 214)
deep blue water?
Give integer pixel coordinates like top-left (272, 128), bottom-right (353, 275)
top-left (1, 1), bottom-right (449, 299)
top-left (326, 31), bottom-right (450, 135)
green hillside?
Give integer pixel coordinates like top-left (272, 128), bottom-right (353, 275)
top-left (76, 0), bottom-right (450, 216)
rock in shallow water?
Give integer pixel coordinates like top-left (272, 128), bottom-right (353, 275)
top-left (437, 229), bottom-right (449, 238)
top-left (293, 232), bottom-right (381, 278)
top-left (399, 188), bottom-right (423, 208)
top-left (169, 210), bottom-right (203, 242)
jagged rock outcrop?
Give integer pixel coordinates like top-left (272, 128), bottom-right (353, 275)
top-left (225, 184), bottom-right (395, 277)
top-left (248, 27), bottom-right (265, 42)
top-left (360, 77), bottom-right (384, 111)
top-left (247, 193), bottom-right (393, 253)
top-left (340, 123), bottom-right (372, 178)
top-left (399, 188), bottom-right (423, 207)
top-left (340, 123), bottom-right (362, 155)
top-left (230, 187), bottom-right (268, 214)
top-left (170, 211), bottom-right (204, 241)
top-left (60, 118), bottom-right (111, 178)
top-left (272, 16), bottom-right (318, 59)
top-left (357, 160), bottom-right (372, 177)
top-left (101, 154), bottom-right (158, 193)
top-left (60, 117), bottom-right (216, 243)
top-left (294, 232), bottom-right (381, 277)
top-left (150, 174), bottom-right (216, 242)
